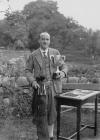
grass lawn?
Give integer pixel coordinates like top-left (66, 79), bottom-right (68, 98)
top-left (59, 109), bottom-right (100, 140)
top-left (0, 109), bottom-right (100, 140)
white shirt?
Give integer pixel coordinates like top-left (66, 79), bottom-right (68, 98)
top-left (40, 48), bottom-right (48, 57)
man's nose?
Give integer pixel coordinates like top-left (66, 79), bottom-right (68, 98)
top-left (44, 40), bottom-right (47, 43)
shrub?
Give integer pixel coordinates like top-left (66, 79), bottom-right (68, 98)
top-left (0, 85), bottom-right (33, 118)
top-left (0, 55), bottom-right (33, 118)
top-left (12, 87), bottom-right (33, 118)
top-left (67, 64), bottom-right (99, 84)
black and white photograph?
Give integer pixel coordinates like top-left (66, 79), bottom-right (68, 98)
top-left (0, 0), bottom-right (100, 140)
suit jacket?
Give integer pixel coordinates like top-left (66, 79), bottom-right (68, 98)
top-left (25, 47), bottom-right (68, 94)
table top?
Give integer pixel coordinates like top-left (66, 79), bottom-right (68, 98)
top-left (59, 89), bottom-right (100, 101)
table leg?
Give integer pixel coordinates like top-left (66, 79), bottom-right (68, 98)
top-left (57, 101), bottom-right (61, 140)
top-left (94, 95), bottom-right (98, 136)
top-left (76, 106), bottom-right (81, 140)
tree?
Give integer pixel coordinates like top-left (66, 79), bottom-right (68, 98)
top-left (1, 0), bottom-right (97, 62)
top-left (0, 20), bottom-right (14, 48)
top-left (22, 0), bottom-right (81, 51)
top-left (5, 11), bottom-right (28, 47)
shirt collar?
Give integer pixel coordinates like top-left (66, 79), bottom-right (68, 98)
top-left (40, 48), bottom-right (48, 56)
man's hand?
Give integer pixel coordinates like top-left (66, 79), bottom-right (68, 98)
top-left (32, 81), bottom-right (40, 89)
top-left (59, 71), bottom-right (66, 79)
top-left (52, 71), bottom-right (66, 79)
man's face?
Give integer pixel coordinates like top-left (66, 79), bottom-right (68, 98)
top-left (39, 34), bottom-right (50, 50)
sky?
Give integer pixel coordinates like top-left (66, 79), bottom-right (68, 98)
top-left (0, 0), bottom-right (100, 30)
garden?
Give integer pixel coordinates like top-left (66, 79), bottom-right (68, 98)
top-left (0, 0), bottom-right (100, 139)
top-left (0, 49), bottom-right (100, 139)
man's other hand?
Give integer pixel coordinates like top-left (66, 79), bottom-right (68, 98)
top-left (59, 71), bottom-right (66, 79)
top-left (32, 81), bottom-right (40, 89)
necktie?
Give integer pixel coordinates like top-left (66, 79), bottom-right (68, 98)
top-left (43, 51), bottom-right (47, 57)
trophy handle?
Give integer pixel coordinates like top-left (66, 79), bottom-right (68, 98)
top-left (50, 55), bottom-right (54, 64)
top-left (61, 55), bottom-right (65, 61)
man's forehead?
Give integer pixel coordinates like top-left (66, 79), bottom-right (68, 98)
top-left (40, 32), bottom-right (50, 39)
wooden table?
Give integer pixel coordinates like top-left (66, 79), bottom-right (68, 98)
top-left (55, 89), bottom-right (100, 140)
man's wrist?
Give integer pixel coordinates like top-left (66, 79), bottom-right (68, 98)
top-left (61, 71), bottom-right (66, 78)
top-left (32, 80), bottom-right (37, 84)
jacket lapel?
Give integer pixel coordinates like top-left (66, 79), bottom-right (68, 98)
top-left (48, 48), bottom-right (55, 74)
top-left (48, 48), bottom-right (53, 59)
top-left (35, 49), bottom-right (43, 68)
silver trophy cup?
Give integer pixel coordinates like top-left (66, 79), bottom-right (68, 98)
top-left (50, 54), bottom-right (65, 79)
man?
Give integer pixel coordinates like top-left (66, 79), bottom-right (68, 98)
top-left (25, 32), bottom-right (68, 140)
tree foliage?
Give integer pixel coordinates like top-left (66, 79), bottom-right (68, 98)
top-left (22, 0), bottom-right (84, 51)
top-left (0, 0), bottom-right (100, 61)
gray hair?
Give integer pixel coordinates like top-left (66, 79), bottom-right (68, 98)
top-left (40, 32), bottom-right (50, 39)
